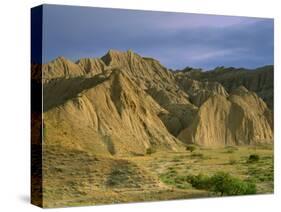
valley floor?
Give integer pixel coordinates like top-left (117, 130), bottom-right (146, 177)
top-left (42, 145), bottom-right (273, 208)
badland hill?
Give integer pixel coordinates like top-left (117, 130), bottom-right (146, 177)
top-left (41, 50), bottom-right (273, 155)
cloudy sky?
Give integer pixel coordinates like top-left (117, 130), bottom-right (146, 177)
top-left (42, 4), bottom-right (274, 70)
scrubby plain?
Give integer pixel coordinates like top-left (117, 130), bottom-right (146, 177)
top-left (42, 144), bottom-right (273, 207)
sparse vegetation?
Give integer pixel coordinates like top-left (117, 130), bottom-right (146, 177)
top-left (224, 146), bottom-right (238, 154)
top-left (228, 156), bottom-right (237, 165)
top-left (43, 145), bottom-right (273, 207)
top-left (171, 156), bottom-right (181, 162)
top-left (246, 155), bottom-right (273, 183)
top-left (106, 162), bottom-right (142, 188)
top-left (191, 152), bottom-right (204, 159)
top-left (186, 144), bottom-right (197, 152)
top-left (146, 147), bottom-right (156, 155)
top-left (160, 170), bottom-right (191, 189)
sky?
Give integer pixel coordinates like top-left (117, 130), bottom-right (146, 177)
top-left (42, 4), bottom-right (274, 70)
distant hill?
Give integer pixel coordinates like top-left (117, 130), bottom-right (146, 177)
top-left (174, 65), bottom-right (273, 109)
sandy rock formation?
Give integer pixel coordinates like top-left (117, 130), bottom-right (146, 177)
top-left (44, 68), bottom-right (181, 156)
top-left (41, 50), bottom-right (273, 151)
top-left (178, 86), bottom-right (273, 146)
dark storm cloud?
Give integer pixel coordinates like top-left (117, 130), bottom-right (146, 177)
top-left (42, 4), bottom-right (273, 69)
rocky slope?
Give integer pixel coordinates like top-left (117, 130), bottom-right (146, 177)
top-left (43, 68), bottom-right (181, 156)
top-left (42, 56), bottom-right (84, 82)
top-left (42, 50), bottom-right (273, 152)
top-left (175, 65), bottom-right (273, 109)
top-left (178, 86), bottom-right (273, 146)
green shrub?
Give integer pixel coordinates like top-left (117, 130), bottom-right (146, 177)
top-left (160, 172), bottom-right (191, 189)
top-left (186, 172), bottom-right (256, 196)
top-left (187, 173), bottom-right (211, 189)
top-left (210, 172), bottom-right (256, 196)
top-left (248, 154), bottom-right (260, 163)
top-left (160, 174), bottom-right (176, 185)
top-left (186, 145), bottom-right (197, 152)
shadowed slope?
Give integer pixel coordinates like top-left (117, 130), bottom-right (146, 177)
top-left (43, 72), bottom-right (111, 112)
top-left (44, 68), bottom-right (182, 156)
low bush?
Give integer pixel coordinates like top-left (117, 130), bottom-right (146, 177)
top-left (247, 154), bottom-right (260, 163)
top-left (187, 173), bottom-right (211, 189)
top-left (160, 172), bottom-right (191, 189)
top-left (186, 144), bottom-right (197, 152)
top-left (209, 172), bottom-right (256, 196)
top-left (186, 172), bottom-right (256, 196)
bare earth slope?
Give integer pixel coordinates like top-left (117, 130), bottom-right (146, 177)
top-left (44, 68), bottom-right (181, 156)
top-left (175, 66), bottom-right (273, 109)
top-left (178, 86), bottom-right (273, 146)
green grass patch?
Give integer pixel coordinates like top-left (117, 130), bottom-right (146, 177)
top-left (159, 169), bottom-right (192, 189)
top-left (247, 164), bottom-right (273, 182)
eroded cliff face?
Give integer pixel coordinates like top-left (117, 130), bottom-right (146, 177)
top-left (42, 56), bottom-right (84, 82)
top-left (178, 86), bottom-right (273, 146)
top-left (175, 66), bottom-right (273, 109)
top-left (42, 50), bottom-right (273, 153)
top-left (175, 75), bottom-right (229, 106)
top-left (43, 68), bottom-right (181, 156)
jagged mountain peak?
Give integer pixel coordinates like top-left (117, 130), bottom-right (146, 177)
top-left (101, 49), bottom-right (142, 66)
top-left (106, 48), bottom-right (137, 56)
top-left (51, 56), bottom-right (74, 65)
top-left (43, 56), bottom-right (84, 81)
top-left (76, 57), bottom-right (106, 75)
